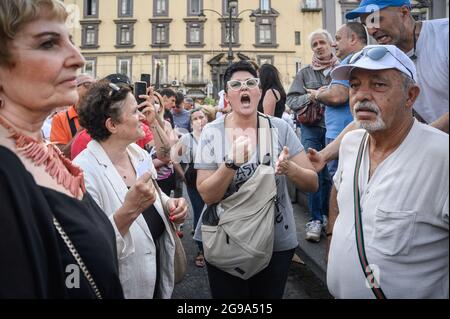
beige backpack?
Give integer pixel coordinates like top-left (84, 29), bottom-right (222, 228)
top-left (201, 114), bottom-right (277, 280)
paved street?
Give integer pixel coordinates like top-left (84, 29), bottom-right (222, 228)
top-left (172, 186), bottom-right (332, 299)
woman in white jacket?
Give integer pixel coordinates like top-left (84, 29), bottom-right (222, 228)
top-left (74, 81), bottom-right (188, 298)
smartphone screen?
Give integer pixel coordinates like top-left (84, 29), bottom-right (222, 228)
top-left (140, 74), bottom-right (151, 88)
top-left (134, 81), bottom-right (147, 108)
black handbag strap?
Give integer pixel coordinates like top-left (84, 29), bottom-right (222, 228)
top-left (189, 133), bottom-right (194, 163)
top-left (151, 178), bottom-right (178, 232)
top-left (353, 132), bottom-right (387, 299)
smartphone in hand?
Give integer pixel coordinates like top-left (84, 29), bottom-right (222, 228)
top-left (134, 81), bottom-right (147, 109)
top-left (141, 74), bottom-right (151, 88)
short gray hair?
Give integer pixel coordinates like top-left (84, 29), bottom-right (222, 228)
top-left (400, 72), bottom-right (416, 91)
top-left (308, 29), bottom-right (334, 48)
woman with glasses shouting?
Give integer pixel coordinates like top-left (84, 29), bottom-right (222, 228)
top-left (194, 60), bottom-right (318, 298)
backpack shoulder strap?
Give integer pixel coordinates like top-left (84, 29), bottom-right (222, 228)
top-left (257, 112), bottom-right (274, 167)
top-left (353, 132), bottom-right (387, 299)
top-left (66, 111), bottom-right (77, 138)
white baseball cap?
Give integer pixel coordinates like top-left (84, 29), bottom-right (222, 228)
top-left (331, 45), bottom-right (417, 82)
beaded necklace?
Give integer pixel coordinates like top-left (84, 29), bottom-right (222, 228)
top-left (0, 114), bottom-right (86, 197)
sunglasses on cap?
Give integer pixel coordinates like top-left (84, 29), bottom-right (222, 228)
top-left (350, 46), bottom-right (414, 80)
top-left (107, 83), bottom-right (126, 101)
top-left (227, 78), bottom-right (260, 91)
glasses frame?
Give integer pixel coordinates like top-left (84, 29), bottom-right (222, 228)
top-left (227, 78), bottom-right (260, 91)
top-left (350, 47), bottom-right (414, 80)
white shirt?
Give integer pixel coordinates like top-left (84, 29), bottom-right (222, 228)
top-left (178, 132), bottom-right (198, 163)
top-left (41, 115), bottom-right (53, 141)
top-left (328, 121), bottom-right (449, 299)
top-left (411, 18), bottom-right (449, 123)
top-left (74, 141), bottom-right (176, 299)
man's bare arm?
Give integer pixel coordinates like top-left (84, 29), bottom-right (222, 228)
top-left (149, 122), bottom-right (171, 161)
top-left (430, 112), bottom-right (449, 134)
top-left (325, 185), bottom-right (339, 262)
top-left (307, 121), bottom-right (357, 172)
top-left (316, 84), bottom-right (349, 107)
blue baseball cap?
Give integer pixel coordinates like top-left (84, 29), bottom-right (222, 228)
top-left (345, 0), bottom-right (411, 20)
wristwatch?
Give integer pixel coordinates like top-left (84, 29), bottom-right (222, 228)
top-left (224, 156), bottom-right (240, 170)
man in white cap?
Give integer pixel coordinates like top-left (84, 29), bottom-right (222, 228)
top-left (326, 45), bottom-right (448, 299)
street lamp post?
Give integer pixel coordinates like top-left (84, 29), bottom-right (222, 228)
top-left (227, 0), bottom-right (238, 66)
top-left (199, 0), bottom-right (255, 66)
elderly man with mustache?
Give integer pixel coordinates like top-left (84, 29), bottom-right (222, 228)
top-left (325, 45), bottom-right (448, 299)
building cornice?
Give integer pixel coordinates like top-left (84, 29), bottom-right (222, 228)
top-left (113, 19), bottom-right (138, 24)
top-left (79, 19), bottom-right (101, 25)
top-left (79, 49), bottom-right (296, 56)
top-left (149, 18), bottom-right (173, 23)
top-left (183, 18), bottom-right (205, 23)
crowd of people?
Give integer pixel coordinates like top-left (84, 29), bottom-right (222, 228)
top-left (0, 0), bottom-right (448, 299)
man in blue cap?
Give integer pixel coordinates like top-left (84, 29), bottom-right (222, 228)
top-left (307, 0), bottom-right (448, 180)
top-left (346, 0), bottom-right (448, 131)
top-left (326, 44), bottom-right (449, 299)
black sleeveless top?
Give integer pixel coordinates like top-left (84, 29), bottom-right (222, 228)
top-left (126, 186), bottom-right (166, 241)
top-left (126, 187), bottom-right (165, 298)
top-left (142, 206), bottom-right (166, 241)
top-left (258, 87), bottom-right (285, 118)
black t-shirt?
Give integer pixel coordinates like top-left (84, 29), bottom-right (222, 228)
top-left (0, 146), bottom-right (123, 298)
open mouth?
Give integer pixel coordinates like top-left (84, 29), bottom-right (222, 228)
top-left (374, 33), bottom-right (391, 44)
top-left (240, 94), bottom-right (251, 107)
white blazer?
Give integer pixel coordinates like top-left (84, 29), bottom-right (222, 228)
top-left (74, 141), bottom-right (175, 299)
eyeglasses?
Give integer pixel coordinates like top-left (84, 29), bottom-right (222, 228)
top-left (227, 78), bottom-right (260, 91)
top-left (350, 46), bottom-right (414, 80)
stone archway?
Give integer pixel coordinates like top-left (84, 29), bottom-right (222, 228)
top-left (207, 52), bottom-right (254, 99)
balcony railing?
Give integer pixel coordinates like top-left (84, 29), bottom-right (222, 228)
top-left (301, 0), bottom-right (322, 12)
top-left (183, 76), bottom-right (208, 86)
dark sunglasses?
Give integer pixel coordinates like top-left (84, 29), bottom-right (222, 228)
top-left (350, 47), bottom-right (414, 80)
top-left (107, 82), bottom-right (125, 101)
top-left (108, 82), bottom-right (120, 92)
